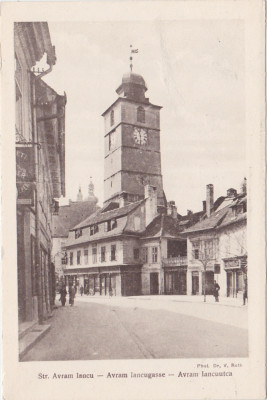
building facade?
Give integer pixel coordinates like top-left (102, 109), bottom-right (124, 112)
top-left (64, 185), bottom-right (188, 296)
top-left (52, 182), bottom-right (99, 286)
top-left (185, 183), bottom-right (247, 298)
top-left (15, 22), bottom-right (66, 324)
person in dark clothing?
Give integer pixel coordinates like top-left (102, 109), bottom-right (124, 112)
top-left (69, 285), bottom-right (75, 306)
top-left (59, 285), bottom-right (67, 306)
top-left (214, 280), bottom-right (220, 302)
top-left (80, 285), bottom-right (84, 296)
top-left (243, 279), bottom-right (248, 305)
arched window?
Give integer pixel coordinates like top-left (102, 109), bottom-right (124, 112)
top-left (137, 106), bottom-right (145, 123)
top-left (110, 109), bottom-right (114, 126)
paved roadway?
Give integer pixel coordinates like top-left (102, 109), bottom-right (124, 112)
top-left (22, 295), bottom-right (248, 361)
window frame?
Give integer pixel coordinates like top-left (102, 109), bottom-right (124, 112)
top-left (152, 247), bottom-right (158, 263)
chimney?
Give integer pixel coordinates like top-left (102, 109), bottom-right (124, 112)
top-left (241, 177), bottom-right (247, 194)
top-left (119, 193), bottom-right (126, 208)
top-left (227, 188), bottom-right (237, 198)
top-left (167, 201), bottom-right (177, 219)
top-left (145, 185), bottom-right (157, 226)
top-left (202, 200), bottom-right (206, 213)
top-left (206, 184), bottom-right (214, 217)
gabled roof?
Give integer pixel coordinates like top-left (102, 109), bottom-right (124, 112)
top-left (52, 201), bottom-right (99, 237)
top-left (71, 200), bottom-right (144, 231)
top-left (184, 194), bottom-right (247, 234)
top-left (142, 214), bottom-right (185, 240)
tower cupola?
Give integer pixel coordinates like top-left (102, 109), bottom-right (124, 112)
top-left (116, 72), bottom-right (149, 103)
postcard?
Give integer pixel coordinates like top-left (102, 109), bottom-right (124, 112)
top-left (1, 1), bottom-right (266, 399)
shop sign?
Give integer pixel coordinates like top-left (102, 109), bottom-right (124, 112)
top-left (16, 146), bottom-right (35, 206)
top-left (224, 259), bottom-right (240, 270)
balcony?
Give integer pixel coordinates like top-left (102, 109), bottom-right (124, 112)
top-left (162, 256), bottom-right (187, 267)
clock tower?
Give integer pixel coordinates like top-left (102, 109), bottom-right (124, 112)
top-left (102, 71), bottom-right (164, 207)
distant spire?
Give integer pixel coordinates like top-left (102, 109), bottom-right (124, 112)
top-left (88, 176), bottom-right (94, 196)
top-left (76, 185), bottom-right (83, 202)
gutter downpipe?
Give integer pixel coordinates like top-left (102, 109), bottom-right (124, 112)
top-left (31, 63), bottom-right (54, 325)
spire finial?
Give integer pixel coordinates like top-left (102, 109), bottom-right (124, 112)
top-left (129, 45), bottom-right (138, 72)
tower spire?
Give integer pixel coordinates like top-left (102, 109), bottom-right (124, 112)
top-left (129, 45), bottom-right (138, 72)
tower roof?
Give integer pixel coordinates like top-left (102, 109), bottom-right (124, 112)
top-left (116, 71), bottom-right (148, 102)
top-left (117, 72), bottom-right (147, 92)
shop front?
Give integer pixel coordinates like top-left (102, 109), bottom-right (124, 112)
top-left (164, 266), bottom-right (187, 295)
top-left (223, 256), bottom-right (247, 298)
top-left (64, 265), bottom-right (142, 297)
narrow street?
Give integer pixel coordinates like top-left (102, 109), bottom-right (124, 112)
top-left (22, 295), bottom-right (248, 361)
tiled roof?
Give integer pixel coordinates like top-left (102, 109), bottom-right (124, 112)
top-left (142, 214), bottom-right (184, 239)
top-left (184, 195), bottom-right (247, 234)
top-left (71, 200), bottom-right (144, 230)
top-left (52, 201), bottom-right (99, 237)
top-left (65, 218), bottom-right (127, 248)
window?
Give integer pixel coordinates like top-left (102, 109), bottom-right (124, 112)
top-left (92, 246), bottom-right (97, 263)
top-left (152, 247), bottom-right (158, 263)
top-left (70, 252), bottom-right (73, 265)
top-left (142, 247), bottom-right (148, 263)
top-left (193, 249), bottom-right (199, 259)
top-left (111, 245), bottom-right (116, 261)
top-left (77, 250), bottom-right (81, 265)
top-left (134, 248), bottom-right (140, 260)
top-left (137, 106), bottom-right (145, 123)
top-left (84, 249), bottom-right (88, 264)
top-left (110, 109), bottom-right (114, 126)
top-left (105, 219), bottom-right (117, 232)
top-left (75, 229), bottom-right (82, 239)
top-left (90, 224), bottom-right (99, 236)
top-left (101, 246), bottom-right (106, 262)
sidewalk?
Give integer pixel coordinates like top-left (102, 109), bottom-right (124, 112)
top-left (75, 294), bottom-right (248, 330)
top-left (128, 294), bottom-right (246, 307)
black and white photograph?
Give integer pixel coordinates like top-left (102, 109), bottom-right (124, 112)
top-left (2, 2), bottom-right (265, 400)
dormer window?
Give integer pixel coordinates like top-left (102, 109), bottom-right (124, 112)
top-left (75, 229), bottom-right (82, 239)
top-left (137, 106), bottom-right (145, 123)
top-left (110, 109), bottom-right (114, 126)
top-left (104, 219), bottom-right (117, 232)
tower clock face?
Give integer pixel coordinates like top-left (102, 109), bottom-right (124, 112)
top-left (133, 127), bottom-right (148, 145)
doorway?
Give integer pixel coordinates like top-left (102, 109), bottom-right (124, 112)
top-left (150, 273), bottom-right (159, 295)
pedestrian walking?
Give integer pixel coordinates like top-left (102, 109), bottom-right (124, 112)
top-left (69, 285), bottom-right (75, 306)
top-left (243, 279), bottom-right (248, 305)
top-left (80, 285), bottom-right (84, 296)
top-left (214, 280), bottom-right (220, 302)
top-left (59, 285), bottom-right (67, 306)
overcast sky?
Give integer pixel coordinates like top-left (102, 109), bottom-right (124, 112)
top-left (42, 20), bottom-right (246, 214)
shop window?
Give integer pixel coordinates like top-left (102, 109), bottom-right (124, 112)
top-left (142, 247), bottom-right (148, 263)
top-left (137, 106), bottom-right (145, 123)
top-left (152, 247), bottom-right (158, 263)
top-left (70, 252), bottom-right (73, 265)
top-left (134, 248), bottom-right (140, 260)
top-left (110, 109), bottom-right (114, 126)
top-left (31, 235), bottom-right (37, 296)
top-left (101, 246), bottom-right (106, 262)
top-left (92, 246), bottom-right (97, 263)
top-left (77, 250), bottom-right (81, 265)
top-left (84, 249), bottom-right (88, 264)
top-left (111, 244), bottom-right (116, 261)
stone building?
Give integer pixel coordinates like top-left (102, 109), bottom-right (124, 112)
top-left (15, 22), bottom-right (66, 324)
top-left (184, 181), bottom-right (247, 298)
